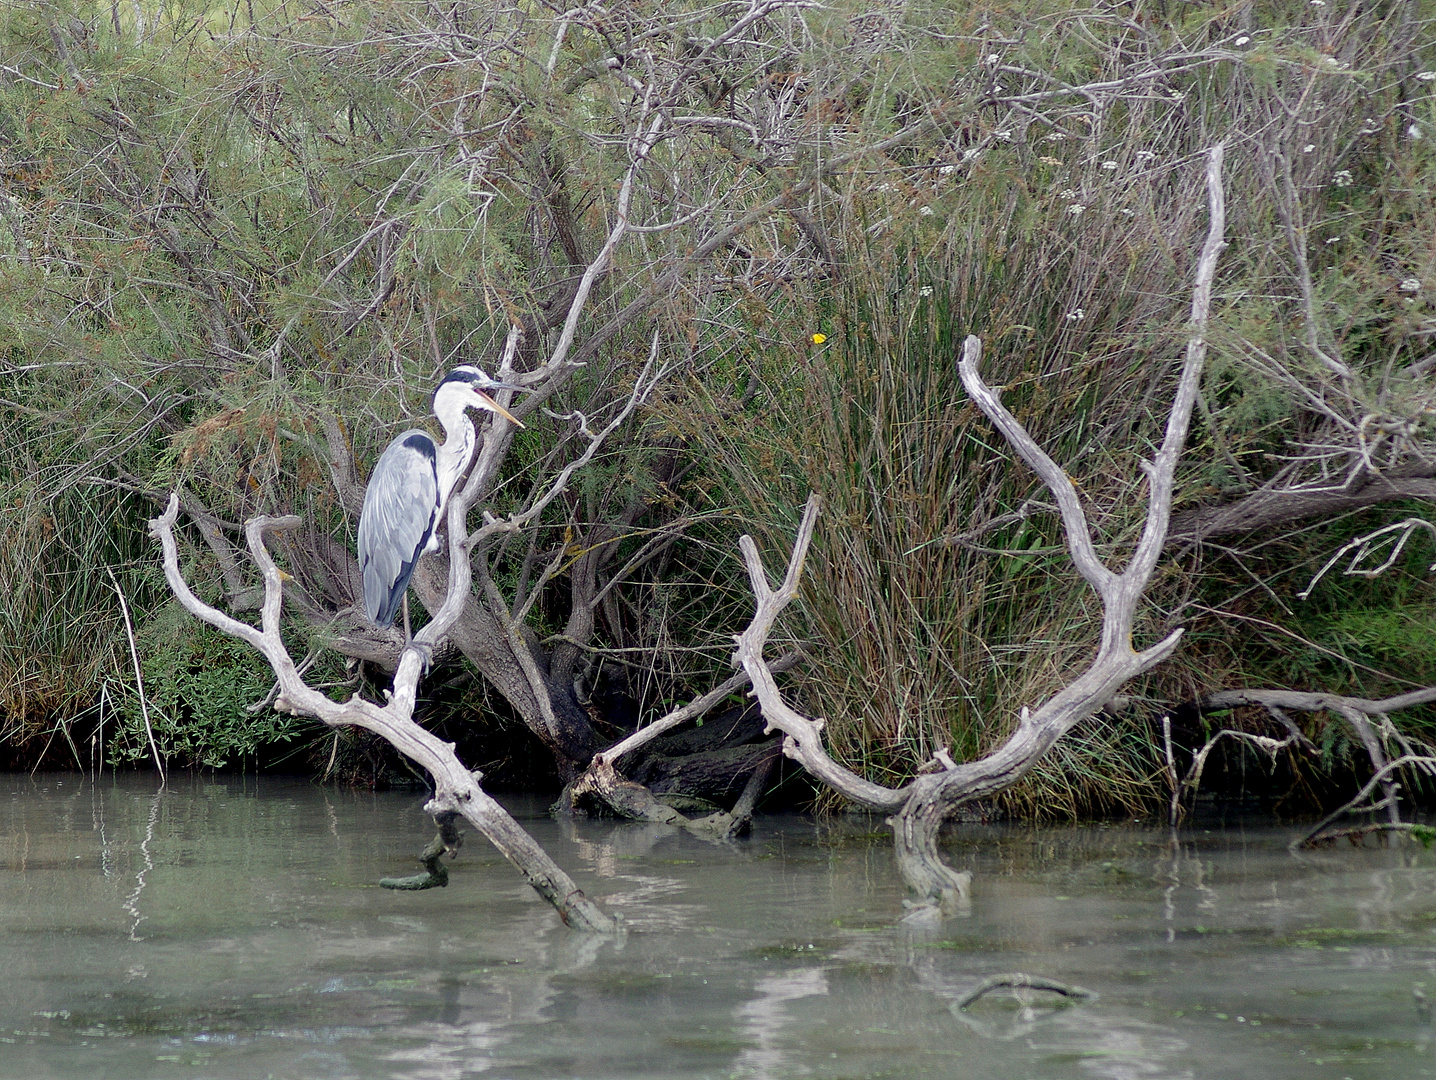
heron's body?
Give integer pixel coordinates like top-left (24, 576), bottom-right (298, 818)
top-left (357, 367), bottom-right (524, 627)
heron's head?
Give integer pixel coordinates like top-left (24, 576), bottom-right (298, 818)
top-left (434, 365), bottom-right (530, 428)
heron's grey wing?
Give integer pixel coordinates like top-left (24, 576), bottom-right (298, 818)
top-left (357, 431), bottom-right (438, 625)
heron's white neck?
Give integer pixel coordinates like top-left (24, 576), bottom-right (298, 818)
top-left (432, 400), bottom-right (478, 522)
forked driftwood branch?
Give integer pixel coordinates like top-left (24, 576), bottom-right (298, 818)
top-left (1179, 681), bottom-right (1436, 829)
top-left (732, 145), bottom-right (1228, 917)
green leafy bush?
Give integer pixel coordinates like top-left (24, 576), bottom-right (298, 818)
top-left (108, 603), bottom-right (311, 769)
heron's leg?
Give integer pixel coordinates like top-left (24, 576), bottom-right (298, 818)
top-left (399, 594), bottom-right (434, 673)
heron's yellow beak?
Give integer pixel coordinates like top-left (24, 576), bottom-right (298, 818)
top-left (476, 390), bottom-right (525, 429)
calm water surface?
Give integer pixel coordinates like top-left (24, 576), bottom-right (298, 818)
top-left (2, 774), bottom-right (1434, 1079)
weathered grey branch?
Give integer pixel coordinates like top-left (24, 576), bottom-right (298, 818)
top-left (733, 496), bottom-right (914, 813)
top-left (321, 412), bottom-right (365, 517)
top-left (595, 650), bottom-right (801, 767)
top-left (1173, 727), bottom-right (1304, 826)
top-left (883, 144), bottom-right (1227, 915)
top-left (1167, 463), bottom-right (1436, 546)
top-left (1295, 755), bottom-right (1436, 849)
top-left (567, 739), bottom-right (779, 841)
top-left (1184, 683), bottom-right (1436, 832)
top-left (1202, 685), bottom-right (1436, 716)
top-left (1299, 517), bottom-right (1436, 599)
top-left (149, 493), bottom-right (616, 933)
top-left (707, 146), bottom-right (1226, 918)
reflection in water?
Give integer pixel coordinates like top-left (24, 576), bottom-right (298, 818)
top-left (732, 966), bottom-right (828, 1079)
top-left (121, 785), bottom-right (163, 940)
top-left (1, 776), bottom-right (1435, 1079)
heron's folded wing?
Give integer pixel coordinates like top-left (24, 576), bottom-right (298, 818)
top-left (357, 431), bottom-right (438, 625)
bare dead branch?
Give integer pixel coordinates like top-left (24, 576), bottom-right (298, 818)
top-left (1294, 754), bottom-right (1436, 849)
top-left (733, 495), bottom-right (913, 813)
top-left (107, 567), bottom-right (165, 782)
top-left (149, 493), bottom-right (616, 933)
top-left (1299, 517), bottom-right (1436, 599)
top-left (717, 147), bottom-right (1223, 906)
top-left (1176, 727), bottom-right (1304, 823)
top-left (879, 144), bottom-right (1226, 914)
top-left (1302, 822), bottom-right (1436, 848)
top-left (595, 650), bottom-right (801, 766)
top-left (1202, 685), bottom-right (1436, 717)
top-left (1168, 465), bottom-right (1436, 547)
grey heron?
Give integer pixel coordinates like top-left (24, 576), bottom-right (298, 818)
top-left (357, 366), bottom-right (527, 627)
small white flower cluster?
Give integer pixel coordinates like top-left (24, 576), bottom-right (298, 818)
top-left (1101, 160), bottom-right (1119, 170)
top-left (1303, 144), bottom-right (1316, 153)
top-left (1399, 278), bottom-right (1422, 293)
top-left (1333, 170), bottom-right (1353, 187)
top-left (938, 165), bottom-right (957, 176)
top-left (1066, 309), bottom-right (1086, 321)
top-left (1134, 150), bottom-right (1157, 161)
top-left (919, 285), bottom-right (933, 297)
top-left (1067, 204), bottom-right (1086, 215)
top-left (918, 206), bottom-right (935, 216)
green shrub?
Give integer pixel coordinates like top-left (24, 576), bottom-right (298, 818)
top-left (108, 602), bottom-right (312, 769)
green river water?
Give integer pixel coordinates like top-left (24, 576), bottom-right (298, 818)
top-left (2, 774), bottom-right (1434, 1079)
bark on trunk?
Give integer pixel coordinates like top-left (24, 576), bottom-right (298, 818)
top-left (411, 554), bottom-right (600, 773)
top-left (1167, 463), bottom-right (1436, 546)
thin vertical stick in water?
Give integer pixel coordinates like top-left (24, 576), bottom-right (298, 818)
top-left (108, 568), bottom-right (165, 783)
